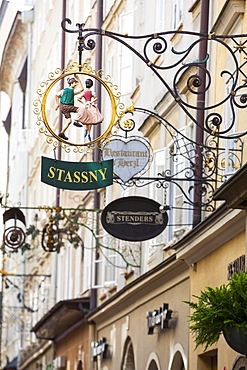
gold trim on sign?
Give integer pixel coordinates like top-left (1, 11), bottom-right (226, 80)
top-left (34, 62), bottom-right (124, 152)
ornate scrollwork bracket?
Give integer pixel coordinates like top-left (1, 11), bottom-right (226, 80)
top-left (61, 18), bottom-right (247, 139)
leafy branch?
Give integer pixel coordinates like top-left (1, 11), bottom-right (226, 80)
top-left (62, 210), bottom-right (140, 268)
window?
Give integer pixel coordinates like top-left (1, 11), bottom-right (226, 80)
top-left (222, 83), bottom-right (243, 178)
top-left (121, 337), bottom-right (135, 370)
top-left (148, 359), bottom-right (159, 370)
top-left (232, 355), bottom-right (247, 369)
top-left (220, 24), bottom-right (242, 179)
top-left (170, 351), bottom-right (185, 370)
top-left (149, 148), bottom-right (167, 255)
top-left (83, 0), bottom-right (91, 17)
top-left (102, 52), bottom-right (115, 130)
top-left (104, 0), bottom-right (115, 18)
top-left (92, 236), bottom-right (117, 288)
top-left (149, 127), bottom-right (194, 246)
top-left (167, 124), bottom-right (194, 240)
top-left (104, 248), bottom-right (116, 283)
top-left (150, 148), bottom-right (166, 206)
top-left (173, 0), bottom-right (183, 29)
top-left (198, 349), bottom-right (217, 370)
top-left (119, 11), bottom-right (134, 95)
top-left (155, 0), bottom-right (165, 32)
top-left (169, 142), bottom-right (184, 236)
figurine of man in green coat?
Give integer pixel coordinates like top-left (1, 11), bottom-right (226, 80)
top-left (55, 74), bottom-right (83, 140)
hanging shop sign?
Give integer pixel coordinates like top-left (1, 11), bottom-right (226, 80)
top-left (102, 137), bottom-right (151, 182)
top-left (91, 337), bottom-right (108, 362)
top-left (34, 62), bottom-right (125, 153)
top-left (228, 255), bottom-right (245, 280)
top-left (146, 303), bottom-right (173, 335)
top-left (101, 196), bottom-right (168, 241)
top-left (41, 156), bottom-right (113, 190)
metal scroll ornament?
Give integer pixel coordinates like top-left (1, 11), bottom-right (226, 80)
top-left (4, 226), bottom-right (26, 250)
top-left (33, 62), bottom-right (124, 153)
top-left (3, 208), bottom-right (26, 250)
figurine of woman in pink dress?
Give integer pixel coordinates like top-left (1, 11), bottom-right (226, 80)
top-left (75, 79), bottom-right (104, 141)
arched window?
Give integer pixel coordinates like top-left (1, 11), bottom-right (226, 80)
top-left (170, 351), bottom-right (185, 370)
top-left (145, 352), bottom-right (161, 370)
top-left (121, 337), bottom-right (135, 370)
top-left (147, 359), bottom-right (159, 370)
top-left (232, 355), bottom-right (247, 369)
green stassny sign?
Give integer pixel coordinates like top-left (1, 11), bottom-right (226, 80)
top-left (41, 156), bottom-right (113, 190)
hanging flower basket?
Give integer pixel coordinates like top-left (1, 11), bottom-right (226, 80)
top-left (184, 270), bottom-right (247, 352)
top-left (223, 327), bottom-right (247, 356)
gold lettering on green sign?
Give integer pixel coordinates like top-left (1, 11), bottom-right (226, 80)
top-left (98, 168), bottom-right (107, 180)
top-left (48, 166), bottom-right (56, 178)
top-left (46, 166), bottom-right (108, 184)
top-left (64, 171), bottom-right (73, 182)
top-left (57, 169), bottom-right (65, 181)
top-left (74, 171), bottom-right (81, 183)
top-left (81, 171), bottom-right (89, 183)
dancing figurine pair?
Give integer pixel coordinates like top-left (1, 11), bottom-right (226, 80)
top-left (56, 75), bottom-right (103, 141)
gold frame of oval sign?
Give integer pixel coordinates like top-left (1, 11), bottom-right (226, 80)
top-left (34, 62), bottom-right (123, 153)
top-left (0, 256), bottom-right (18, 275)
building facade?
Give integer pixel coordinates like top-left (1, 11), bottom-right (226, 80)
top-left (0, 0), bottom-right (247, 369)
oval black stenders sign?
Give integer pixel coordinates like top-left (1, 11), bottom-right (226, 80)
top-left (101, 196), bottom-right (168, 241)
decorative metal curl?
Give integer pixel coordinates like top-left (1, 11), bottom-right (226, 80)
top-left (4, 227), bottom-right (26, 249)
top-left (143, 36), bottom-right (168, 62)
top-left (120, 118), bottom-right (135, 132)
top-left (61, 19), bottom-right (96, 50)
top-left (232, 85), bottom-right (247, 109)
top-left (61, 18), bottom-right (83, 33)
top-left (191, 181), bottom-right (215, 206)
top-left (174, 64), bottom-right (211, 96)
top-left (85, 38), bottom-right (96, 50)
top-left (205, 113), bottom-right (223, 132)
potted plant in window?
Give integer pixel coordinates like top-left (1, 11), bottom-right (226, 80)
top-left (184, 270), bottom-right (247, 355)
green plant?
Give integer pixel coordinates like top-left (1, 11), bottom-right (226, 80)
top-left (184, 270), bottom-right (247, 351)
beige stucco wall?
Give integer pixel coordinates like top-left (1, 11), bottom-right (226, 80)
top-left (88, 261), bottom-right (189, 370)
top-left (55, 323), bottom-right (90, 370)
top-left (189, 229), bottom-right (246, 369)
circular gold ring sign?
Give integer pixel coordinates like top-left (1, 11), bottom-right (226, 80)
top-left (34, 63), bottom-right (123, 152)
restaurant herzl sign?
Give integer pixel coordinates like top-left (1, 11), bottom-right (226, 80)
top-left (101, 196), bottom-right (168, 241)
top-left (102, 138), bottom-right (151, 182)
top-left (41, 156), bottom-right (113, 190)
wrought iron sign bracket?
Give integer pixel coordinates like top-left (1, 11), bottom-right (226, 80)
top-left (61, 18), bottom-right (247, 139)
top-left (59, 18), bottom-right (247, 214)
